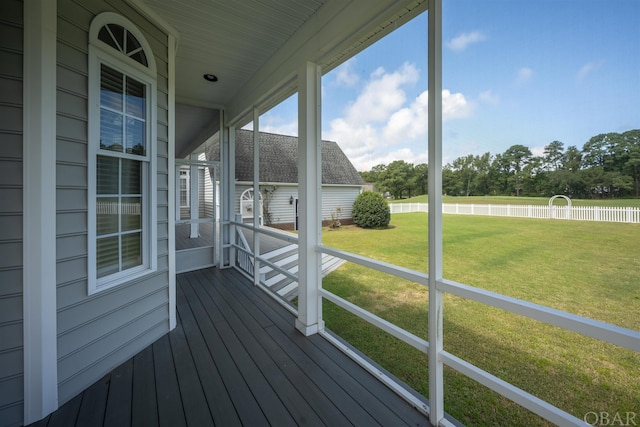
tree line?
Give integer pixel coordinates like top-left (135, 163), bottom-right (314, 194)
top-left (360, 129), bottom-right (640, 199)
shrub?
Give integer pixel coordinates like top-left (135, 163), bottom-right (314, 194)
top-left (352, 192), bottom-right (390, 228)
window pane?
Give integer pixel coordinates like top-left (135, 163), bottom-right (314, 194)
top-left (125, 117), bottom-right (145, 155)
top-left (121, 197), bottom-right (142, 231)
top-left (97, 197), bottom-right (119, 235)
top-left (125, 32), bottom-right (148, 67)
top-left (122, 232), bottom-right (142, 270)
top-left (97, 236), bottom-right (119, 278)
top-left (126, 77), bottom-right (146, 119)
top-left (100, 65), bottom-right (123, 111)
top-left (180, 178), bottom-right (188, 207)
top-left (97, 156), bottom-right (119, 194)
top-left (106, 24), bottom-right (124, 51)
top-left (129, 50), bottom-right (148, 67)
top-left (100, 109), bottom-right (123, 152)
top-left (98, 25), bottom-right (121, 52)
top-left (121, 159), bottom-right (141, 194)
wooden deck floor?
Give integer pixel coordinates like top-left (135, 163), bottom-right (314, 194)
top-left (32, 267), bottom-right (431, 427)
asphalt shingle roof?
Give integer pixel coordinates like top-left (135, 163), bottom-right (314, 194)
top-left (208, 129), bottom-right (365, 185)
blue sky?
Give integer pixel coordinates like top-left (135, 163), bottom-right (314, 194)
top-left (255, 0), bottom-right (640, 171)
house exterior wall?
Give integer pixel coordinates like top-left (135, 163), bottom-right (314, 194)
top-left (0, 1), bottom-right (25, 425)
top-left (235, 183), bottom-right (361, 229)
top-left (55, 0), bottom-right (170, 406)
top-left (320, 185), bottom-right (360, 225)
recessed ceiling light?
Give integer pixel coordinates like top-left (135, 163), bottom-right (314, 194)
top-left (203, 74), bottom-right (218, 82)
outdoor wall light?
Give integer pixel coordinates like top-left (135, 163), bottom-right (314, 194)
top-left (289, 195), bottom-right (294, 205)
top-left (203, 73), bottom-right (218, 82)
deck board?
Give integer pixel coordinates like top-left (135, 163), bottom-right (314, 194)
top-left (131, 346), bottom-right (158, 427)
top-left (219, 267), bottom-right (429, 426)
top-left (174, 286), bottom-right (245, 426)
top-left (168, 315), bottom-right (214, 427)
top-left (32, 266), bottom-right (431, 427)
top-left (75, 374), bottom-right (109, 427)
top-left (104, 358), bottom-right (133, 427)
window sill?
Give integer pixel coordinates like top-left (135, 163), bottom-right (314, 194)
top-left (89, 265), bottom-right (157, 295)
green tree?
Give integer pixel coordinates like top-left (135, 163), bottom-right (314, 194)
top-left (360, 163), bottom-right (386, 192)
top-left (543, 140), bottom-right (564, 171)
top-left (449, 154), bottom-right (477, 196)
top-left (502, 144), bottom-right (533, 196)
top-left (381, 160), bottom-right (413, 199)
top-left (413, 163), bottom-right (428, 196)
top-left (562, 145), bottom-right (582, 172)
top-left (622, 130), bottom-right (640, 196)
top-left (471, 152), bottom-right (493, 195)
top-left (442, 165), bottom-right (462, 195)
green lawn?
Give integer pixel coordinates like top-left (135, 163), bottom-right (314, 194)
top-left (394, 195), bottom-right (640, 207)
top-left (321, 214), bottom-right (640, 426)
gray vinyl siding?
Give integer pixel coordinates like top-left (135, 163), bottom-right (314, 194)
top-left (56, 0), bottom-right (170, 405)
top-left (0, 1), bottom-right (24, 426)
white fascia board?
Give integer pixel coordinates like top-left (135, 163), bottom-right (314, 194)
top-left (226, 0), bottom-right (427, 126)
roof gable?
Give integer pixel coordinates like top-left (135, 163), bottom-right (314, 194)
top-left (209, 129), bottom-right (364, 185)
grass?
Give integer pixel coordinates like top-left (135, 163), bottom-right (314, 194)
top-left (394, 195), bottom-right (640, 207)
top-left (321, 214), bottom-right (640, 426)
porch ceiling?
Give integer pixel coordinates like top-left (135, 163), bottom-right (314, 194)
top-left (138, 0), bottom-right (427, 153)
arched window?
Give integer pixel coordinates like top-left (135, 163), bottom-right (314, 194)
top-left (88, 13), bottom-right (157, 293)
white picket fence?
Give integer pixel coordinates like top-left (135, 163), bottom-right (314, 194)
top-left (389, 203), bottom-right (640, 223)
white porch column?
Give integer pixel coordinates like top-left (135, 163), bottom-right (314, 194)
top-left (252, 108), bottom-right (261, 285)
top-left (189, 153), bottom-right (199, 238)
top-left (168, 33), bottom-right (177, 330)
top-left (428, 0), bottom-right (444, 425)
top-left (220, 123), bottom-right (236, 268)
top-left (295, 61), bottom-right (323, 336)
top-left (23, 0), bottom-right (59, 422)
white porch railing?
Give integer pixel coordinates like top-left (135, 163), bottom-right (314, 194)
top-left (389, 203), bottom-right (640, 223)
top-left (316, 245), bottom-right (640, 426)
top-left (228, 217), bottom-right (640, 426)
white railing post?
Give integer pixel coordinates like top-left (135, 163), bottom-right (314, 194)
top-left (252, 108), bottom-right (261, 285)
top-left (221, 125), bottom-right (236, 268)
top-left (428, 0), bottom-right (444, 423)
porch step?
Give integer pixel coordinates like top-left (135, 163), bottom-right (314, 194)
top-left (258, 248), bottom-right (345, 301)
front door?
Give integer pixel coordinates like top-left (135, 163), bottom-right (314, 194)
top-left (175, 159), bottom-right (219, 273)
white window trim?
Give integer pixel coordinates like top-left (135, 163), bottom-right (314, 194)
top-left (88, 13), bottom-right (158, 295)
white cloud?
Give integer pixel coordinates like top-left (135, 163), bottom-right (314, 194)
top-left (335, 58), bottom-right (359, 86)
top-left (446, 31), bottom-right (487, 52)
top-left (516, 67), bottom-right (533, 84)
top-left (324, 62), bottom-right (474, 171)
top-left (479, 90), bottom-right (500, 106)
top-left (577, 61), bottom-right (604, 81)
top-left (442, 89), bottom-right (474, 120)
top-left (530, 145), bottom-right (545, 158)
top-left (350, 147), bottom-right (429, 172)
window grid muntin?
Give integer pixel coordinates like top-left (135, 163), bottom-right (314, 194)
top-left (98, 23), bottom-right (148, 67)
top-left (96, 156), bottom-right (145, 279)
